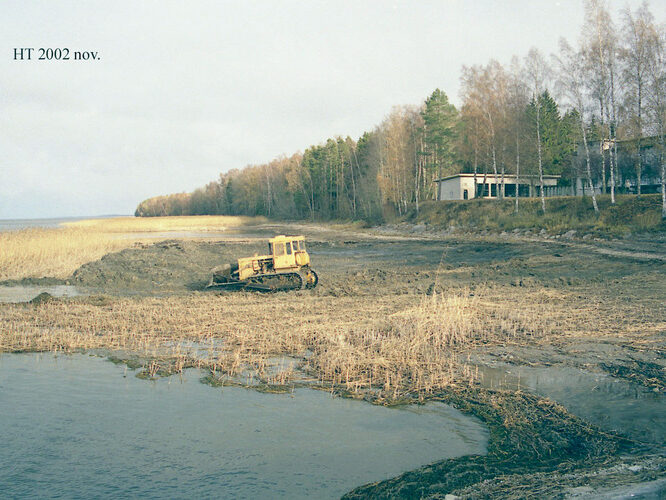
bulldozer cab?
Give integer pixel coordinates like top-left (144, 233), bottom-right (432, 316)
top-left (268, 235), bottom-right (309, 271)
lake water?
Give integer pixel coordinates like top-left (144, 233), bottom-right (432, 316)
top-left (0, 285), bottom-right (82, 303)
top-left (0, 353), bottom-right (488, 499)
top-left (0, 215), bottom-right (127, 232)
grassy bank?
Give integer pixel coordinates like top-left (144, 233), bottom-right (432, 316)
top-left (405, 194), bottom-right (665, 236)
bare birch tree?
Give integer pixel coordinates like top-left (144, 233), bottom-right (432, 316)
top-left (377, 106), bottom-right (422, 215)
top-left (458, 104), bottom-right (483, 197)
top-left (508, 56), bottom-right (530, 213)
top-left (582, 0), bottom-right (619, 202)
top-left (554, 39), bottom-right (599, 213)
top-left (646, 24), bottom-right (666, 218)
top-left (525, 48), bottom-right (550, 213)
top-left (620, 2), bottom-right (657, 196)
top-left (461, 62), bottom-right (510, 200)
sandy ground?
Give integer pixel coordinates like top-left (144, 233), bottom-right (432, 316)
top-left (2, 221), bottom-right (665, 498)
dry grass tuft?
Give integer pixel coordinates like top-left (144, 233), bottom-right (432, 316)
top-left (307, 291), bottom-right (553, 398)
top-left (392, 292), bottom-right (550, 346)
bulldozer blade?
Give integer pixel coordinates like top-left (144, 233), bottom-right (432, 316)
top-left (242, 283), bottom-right (274, 292)
top-left (206, 281), bottom-right (245, 290)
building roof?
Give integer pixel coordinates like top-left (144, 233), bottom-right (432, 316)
top-left (434, 173), bottom-right (561, 182)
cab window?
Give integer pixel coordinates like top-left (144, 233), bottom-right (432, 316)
top-left (268, 242), bottom-right (273, 254)
top-left (286, 242), bottom-right (292, 255)
top-left (293, 240), bottom-right (301, 251)
top-left (274, 243), bottom-right (285, 256)
top-left (299, 241), bottom-right (306, 251)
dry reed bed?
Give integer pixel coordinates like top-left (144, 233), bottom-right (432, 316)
top-left (1, 288), bottom-right (564, 397)
top-left (63, 215), bottom-right (264, 233)
top-left (0, 228), bottom-right (138, 280)
top-left (0, 215), bottom-right (266, 281)
top-left (2, 280), bottom-right (661, 398)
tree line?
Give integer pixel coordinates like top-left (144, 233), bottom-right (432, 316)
top-left (136, 0), bottom-right (666, 220)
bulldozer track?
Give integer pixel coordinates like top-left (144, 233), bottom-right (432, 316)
top-left (246, 271), bottom-right (303, 292)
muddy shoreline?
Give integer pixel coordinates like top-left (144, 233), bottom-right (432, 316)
top-left (1, 222), bottom-right (664, 497)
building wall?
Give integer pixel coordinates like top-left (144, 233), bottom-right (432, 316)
top-left (437, 175), bottom-right (560, 200)
top-left (438, 177), bottom-right (463, 200)
top-left (460, 177), bottom-right (476, 199)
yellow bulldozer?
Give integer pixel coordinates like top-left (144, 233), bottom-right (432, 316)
top-left (207, 235), bottom-right (318, 292)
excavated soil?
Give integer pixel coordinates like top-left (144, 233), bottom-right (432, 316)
top-left (63, 232), bottom-right (660, 298)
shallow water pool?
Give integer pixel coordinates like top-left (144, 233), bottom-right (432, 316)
top-left (0, 353), bottom-right (488, 499)
top-left (0, 285), bottom-right (82, 303)
top-left (476, 363), bottom-right (666, 445)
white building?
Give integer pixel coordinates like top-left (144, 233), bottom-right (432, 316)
top-left (435, 174), bottom-right (561, 201)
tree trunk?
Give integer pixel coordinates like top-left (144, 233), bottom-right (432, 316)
top-left (637, 80), bottom-right (643, 197)
top-left (473, 139), bottom-right (478, 199)
top-left (415, 137), bottom-right (422, 214)
top-left (500, 165), bottom-right (505, 200)
top-left (609, 139), bottom-right (616, 204)
top-left (601, 143), bottom-right (607, 194)
top-left (581, 121), bottom-right (599, 213)
top-left (515, 133), bottom-right (520, 213)
top-left (660, 123), bottom-right (666, 219)
top-left (636, 142), bottom-right (642, 196)
top-left (350, 146), bottom-right (358, 218)
top-left (488, 112), bottom-right (499, 201)
top-left (491, 145), bottom-right (499, 200)
top-left (613, 138), bottom-right (619, 197)
top-left (599, 99), bottom-right (607, 195)
top-left (265, 169), bottom-right (272, 217)
top-left (659, 148), bottom-right (666, 220)
top-left (536, 103), bottom-right (546, 213)
top-left (609, 63), bottom-right (617, 204)
top-left (481, 156), bottom-right (488, 199)
top-left (570, 151), bottom-right (577, 196)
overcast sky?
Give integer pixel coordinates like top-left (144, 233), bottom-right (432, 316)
top-left (1, 0), bottom-right (664, 218)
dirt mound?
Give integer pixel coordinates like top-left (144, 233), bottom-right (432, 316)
top-left (71, 240), bottom-right (266, 293)
top-left (29, 292), bottom-right (54, 305)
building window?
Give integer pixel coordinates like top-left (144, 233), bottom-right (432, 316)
top-left (463, 189), bottom-right (469, 200)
